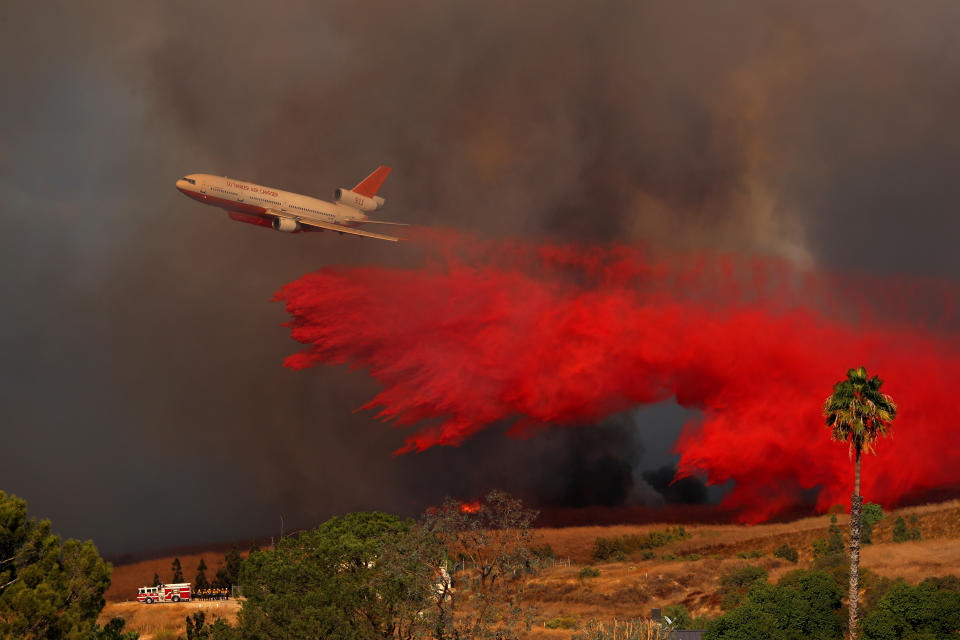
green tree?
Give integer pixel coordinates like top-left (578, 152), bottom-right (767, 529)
top-left (861, 579), bottom-right (960, 640)
top-left (811, 514), bottom-right (848, 589)
top-left (171, 557), bottom-right (184, 583)
top-left (152, 572), bottom-right (160, 587)
top-left (892, 516), bottom-right (908, 543)
top-left (718, 565), bottom-right (768, 611)
top-left (0, 490), bottom-right (136, 640)
top-left (95, 617), bottom-right (139, 640)
top-left (823, 366), bottom-right (897, 639)
top-left (195, 558), bottom-right (209, 592)
top-left (706, 569), bottom-right (843, 640)
top-left (237, 511), bottom-right (438, 640)
top-left (861, 503), bottom-right (884, 544)
top-left (213, 546), bottom-right (243, 589)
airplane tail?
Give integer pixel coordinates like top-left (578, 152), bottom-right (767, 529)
top-left (352, 166), bottom-right (391, 198)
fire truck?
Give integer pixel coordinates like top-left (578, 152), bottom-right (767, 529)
top-left (137, 583), bottom-right (191, 604)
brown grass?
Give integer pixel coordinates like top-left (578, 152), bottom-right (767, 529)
top-left (104, 500), bottom-right (960, 639)
top-left (99, 600), bottom-right (239, 640)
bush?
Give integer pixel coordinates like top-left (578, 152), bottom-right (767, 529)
top-left (591, 527), bottom-right (690, 561)
top-left (707, 570), bottom-right (842, 640)
top-left (773, 543), bottom-right (799, 563)
top-left (531, 543), bottom-right (555, 560)
top-left (545, 616), bottom-right (579, 629)
top-left (592, 537), bottom-right (626, 562)
top-left (736, 549), bottom-right (763, 559)
top-left (812, 514), bottom-right (847, 579)
top-left (718, 565), bottom-right (768, 611)
top-left (861, 580), bottom-right (960, 640)
top-left (892, 516), bottom-right (909, 542)
top-left (579, 566), bottom-right (601, 580)
top-left (662, 604), bottom-right (710, 630)
top-left (862, 502), bottom-right (885, 526)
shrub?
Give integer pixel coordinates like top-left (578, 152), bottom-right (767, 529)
top-left (591, 526), bottom-right (689, 561)
top-left (592, 537), bottom-right (627, 562)
top-left (892, 516), bottom-right (909, 542)
top-left (736, 549), bottom-right (764, 559)
top-left (860, 503), bottom-right (883, 544)
top-left (718, 565), bottom-right (768, 611)
top-left (773, 543), bottom-right (798, 563)
top-left (662, 604), bottom-right (710, 630)
top-left (545, 616), bottom-right (579, 629)
top-left (861, 580), bottom-right (960, 640)
top-left (707, 570), bottom-right (842, 640)
top-left (812, 514), bottom-right (846, 575)
top-left (532, 543), bottom-right (555, 560)
top-left (579, 566), bottom-right (601, 580)
top-left (862, 502), bottom-right (885, 526)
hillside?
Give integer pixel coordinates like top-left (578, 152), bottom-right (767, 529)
top-left (101, 500), bottom-right (960, 639)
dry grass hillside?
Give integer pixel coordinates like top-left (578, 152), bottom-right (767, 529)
top-left (100, 500), bottom-right (960, 639)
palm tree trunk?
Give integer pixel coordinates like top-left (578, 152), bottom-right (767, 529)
top-left (848, 447), bottom-right (863, 640)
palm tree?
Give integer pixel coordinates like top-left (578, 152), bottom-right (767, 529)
top-left (823, 366), bottom-right (897, 640)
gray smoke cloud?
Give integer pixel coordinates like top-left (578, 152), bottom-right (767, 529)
top-left (1, 0), bottom-right (959, 553)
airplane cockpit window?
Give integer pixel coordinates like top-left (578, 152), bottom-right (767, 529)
top-left (181, 177), bottom-right (196, 185)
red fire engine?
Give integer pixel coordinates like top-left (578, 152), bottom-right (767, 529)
top-left (137, 583), bottom-right (191, 604)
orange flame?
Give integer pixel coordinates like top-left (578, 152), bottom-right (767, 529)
top-left (459, 501), bottom-right (482, 514)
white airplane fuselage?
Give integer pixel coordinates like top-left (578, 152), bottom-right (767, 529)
top-left (175, 173), bottom-right (372, 231)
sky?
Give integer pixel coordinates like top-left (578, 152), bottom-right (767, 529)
top-left (1, 1), bottom-right (959, 555)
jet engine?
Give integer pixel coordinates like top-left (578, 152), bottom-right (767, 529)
top-left (333, 188), bottom-right (385, 212)
top-left (272, 217), bottom-right (301, 233)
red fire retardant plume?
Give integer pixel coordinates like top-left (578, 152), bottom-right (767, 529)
top-left (274, 232), bottom-right (960, 521)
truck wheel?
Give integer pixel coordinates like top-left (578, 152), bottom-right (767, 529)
top-left (145, 597), bottom-right (153, 604)
top-left (172, 595), bottom-right (180, 602)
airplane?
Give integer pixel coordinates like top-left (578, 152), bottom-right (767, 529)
top-left (174, 166), bottom-right (404, 242)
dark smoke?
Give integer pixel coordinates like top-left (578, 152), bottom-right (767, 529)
top-left (2, 1), bottom-right (960, 551)
top-left (642, 466), bottom-right (708, 506)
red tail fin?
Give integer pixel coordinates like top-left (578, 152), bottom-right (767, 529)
top-left (352, 166), bottom-right (391, 197)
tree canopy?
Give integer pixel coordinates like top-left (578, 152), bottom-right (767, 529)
top-left (236, 511), bottom-right (437, 640)
top-left (0, 490), bottom-right (135, 640)
top-left (824, 367), bottom-right (897, 460)
top-left (706, 569), bottom-right (843, 640)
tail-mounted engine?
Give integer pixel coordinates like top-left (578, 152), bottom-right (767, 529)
top-left (334, 188), bottom-right (385, 212)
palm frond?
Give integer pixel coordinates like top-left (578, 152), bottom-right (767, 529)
top-left (823, 367), bottom-right (896, 456)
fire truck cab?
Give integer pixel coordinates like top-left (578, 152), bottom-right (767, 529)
top-left (137, 583), bottom-right (191, 604)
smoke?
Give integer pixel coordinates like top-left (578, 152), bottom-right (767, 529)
top-left (276, 232), bottom-right (960, 521)
top-left (4, 0), bottom-right (960, 550)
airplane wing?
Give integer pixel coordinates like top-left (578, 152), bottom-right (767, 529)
top-left (299, 218), bottom-right (400, 241)
top-left (357, 220), bottom-right (409, 226)
top-left (263, 209), bottom-right (401, 241)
